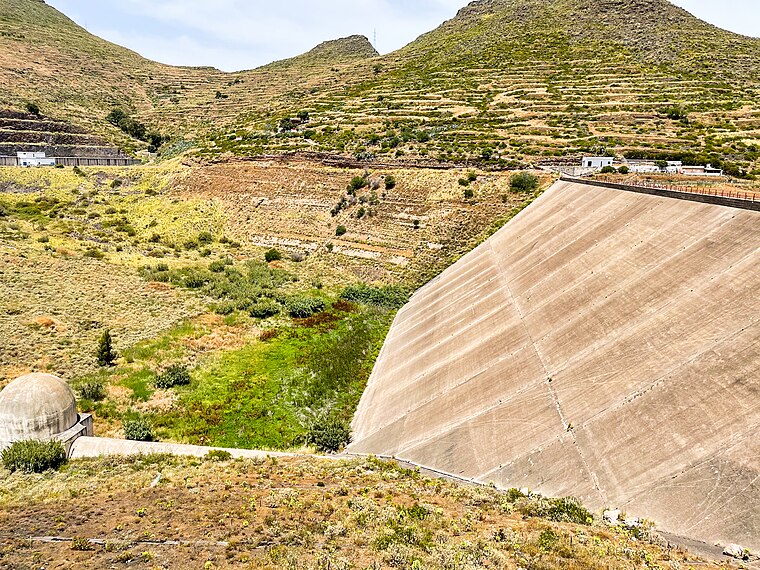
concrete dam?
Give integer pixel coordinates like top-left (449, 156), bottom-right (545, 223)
top-left (349, 179), bottom-right (760, 549)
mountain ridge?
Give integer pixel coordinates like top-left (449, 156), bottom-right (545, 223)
top-left (0, 0), bottom-right (758, 175)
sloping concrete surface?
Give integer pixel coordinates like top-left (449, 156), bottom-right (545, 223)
top-left (350, 180), bottom-right (760, 550)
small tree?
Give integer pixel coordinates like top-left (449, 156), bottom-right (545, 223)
top-left (335, 225), bottom-right (347, 237)
top-left (618, 166), bottom-right (630, 175)
top-left (96, 329), bottom-right (117, 367)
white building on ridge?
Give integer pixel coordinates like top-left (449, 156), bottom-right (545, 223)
top-left (17, 151), bottom-right (56, 167)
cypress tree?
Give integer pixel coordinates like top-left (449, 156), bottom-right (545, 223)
top-left (96, 329), bottom-right (117, 367)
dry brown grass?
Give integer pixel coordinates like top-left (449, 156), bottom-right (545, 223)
top-left (0, 455), bottom-right (724, 570)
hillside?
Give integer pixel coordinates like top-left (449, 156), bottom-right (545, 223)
top-left (1, 0), bottom-right (759, 173)
top-left (0, 454), bottom-right (731, 569)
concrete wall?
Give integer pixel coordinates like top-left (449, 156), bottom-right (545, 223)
top-left (349, 179), bottom-right (760, 550)
top-left (0, 156), bottom-right (140, 167)
top-left (69, 437), bottom-right (326, 461)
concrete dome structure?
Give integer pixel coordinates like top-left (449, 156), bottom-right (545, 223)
top-left (0, 373), bottom-right (92, 452)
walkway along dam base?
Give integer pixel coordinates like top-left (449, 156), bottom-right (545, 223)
top-left (349, 178), bottom-right (760, 551)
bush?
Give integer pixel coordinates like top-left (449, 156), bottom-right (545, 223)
top-left (25, 102), bottom-right (41, 116)
top-left (154, 365), bottom-right (191, 389)
top-left (1, 440), bottom-right (67, 473)
top-left (96, 329), bottom-right (117, 367)
top-left (249, 299), bottom-right (281, 319)
top-left (348, 175), bottom-right (368, 193)
top-left (307, 413), bottom-right (351, 453)
top-left (335, 225), bottom-right (347, 237)
top-left (265, 248), bottom-right (282, 262)
top-left (340, 284), bottom-right (409, 309)
top-left (123, 418), bottom-right (154, 441)
top-left (458, 178), bottom-right (471, 187)
top-left (618, 166), bottom-right (630, 174)
top-left (205, 449), bottom-right (232, 462)
top-left (197, 231), bottom-right (213, 245)
top-left (83, 248), bottom-right (105, 260)
top-left (510, 172), bottom-right (540, 193)
top-left (285, 295), bottom-right (327, 318)
top-left (522, 496), bottom-right (593, 525)
top-left (384, 175), bottom-right (396, 190)
top-left (78, 380), bottom-right (106, 401)
top-left (464, 188), bottom-right (474, 199)
top-left (600, 165), bottom-right (617, 174)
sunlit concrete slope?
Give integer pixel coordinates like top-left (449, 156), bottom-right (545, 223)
top-left (350, 180), bottom-right (760, 549)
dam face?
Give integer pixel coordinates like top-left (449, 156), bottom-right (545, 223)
top-left (350, 180), bottom-right (760, 549)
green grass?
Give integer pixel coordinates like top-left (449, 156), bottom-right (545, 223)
top-left (151, 306), bottom-right (392, 449)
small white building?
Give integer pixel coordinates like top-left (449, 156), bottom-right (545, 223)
top-left (681, 164), bottom-right (723, 177)
top-left (582, 156), bottom-right (614, 169)
top-left (17, 151), bottom-right (56, 167)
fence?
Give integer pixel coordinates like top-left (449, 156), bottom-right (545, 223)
top-left (560, 174), bottom-right (760, 212)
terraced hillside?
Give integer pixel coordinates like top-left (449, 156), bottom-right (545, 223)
top-left (1, 0), bottom-right (759, 172)
top-left (350, 179), bottom-right (760, 550)
top-left (0, 109), bottom-right (131, 159)
top-left (201, 0), bottom-right (760, 174)
top-left (177, 159), bottom-right (544, 284)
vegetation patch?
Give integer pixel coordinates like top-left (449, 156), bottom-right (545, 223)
top-left (1, 440), bottom-right (67, 473)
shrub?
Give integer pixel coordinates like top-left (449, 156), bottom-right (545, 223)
top-left (600, 165), bottom-right (617, 174)
top-left (464, 188), bottom-right (474, 199)
top-left (83, 248), bottom-right (105, 260)
top-left (249, 299), bottom-right (281, 319)
top-left (618, 166), bottom-right (630, 174)
top-left (96, 329), bottom-right (117, 367)
top-left (510, 172), bottom-right (540, 193)
top-left (1, 440), bottom-right (67, 473)
top-left (384, 175), bottom-right (396, 190)
top-left (25, 102), bottom-right (41, 116)
top-left (340, 284), bottom-right (409, 309)
top-left (285, 295), bottom-right (326, 319)
top-left (78, 380), bottom-right (106, 401)
top-left (522, 496), bottom-right (593, 525)
top-left (154, 365), bottom-right (191, 389)
top-left (348, 175), bottom-right (368, 193)
top-left (458, 178), bottom-right (470, 187)
top-left (110, 179), bottom-right (122, 189)
top-left (71, 537), bottom-right (94, 551)
top-left (335, 225), bottom-right (347, 237)
top-left (123, 418), bottom-right (154, 442)
top-left (205, 449), bottom-right (232, 462)
top-left (307, 413), bottom-right (351, 453)
top-left (264, 248), bottom-right (282, 262)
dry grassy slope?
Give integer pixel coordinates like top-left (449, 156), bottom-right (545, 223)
top-left (0, 454), bottom-right (729, 570)
top-left (176, 159), bottom-right (543, 284)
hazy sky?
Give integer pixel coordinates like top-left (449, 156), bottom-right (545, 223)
top-left (45, 1), bottom-right (759, 72)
